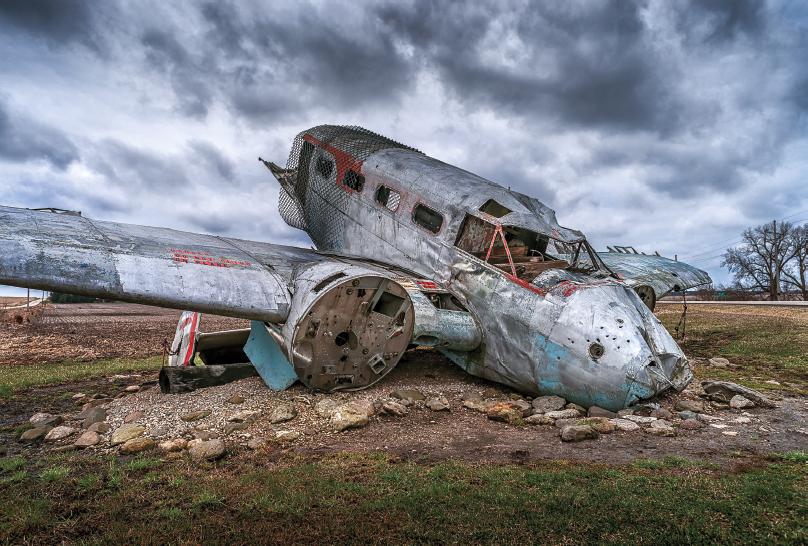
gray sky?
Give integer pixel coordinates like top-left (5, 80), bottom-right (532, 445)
top-left (1, 0), bottom-right (807, 296)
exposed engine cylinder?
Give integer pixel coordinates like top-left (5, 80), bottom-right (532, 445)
top-left (281, 263), bottom-right (414, 391)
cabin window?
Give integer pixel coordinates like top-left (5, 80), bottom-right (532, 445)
top-left (342, 169), bottom-right (365, 193)
top-left (375, 186), bottom-right (400, 212)
top-left (316, 156), bottom-right (334, 179)
top-left (479, 199), bottom-right (512, 218)
top-left (412, 203), bottom-right (443, 234)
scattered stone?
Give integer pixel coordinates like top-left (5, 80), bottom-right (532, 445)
top-left (426, 397), bottom-right (450, 412)
top-left (29, 413), bottom-right (55, 426)
top-left (181, 410), bottom-right (212, 422)
top-left (72, 393), bottom-right (86, 399)
top-left (110, 424), bottom-right (146, 446)
top-left (124, 385), bottom-right (140, 392)
top-left (677, 411), bottom-right (701, 421)
top-left (189, 439), bottom-right (226, 461)
top-left (701, 381), bottom-right (775, 407)
top-left (545, 409), bottom-right (580, 420)
top-left (508, 393), bottom-right (524, 401)
top-left (20, 425), bottom-right (53, 443)
top-left (722, 431), bottom-right (738, 436)
top-left (75, 431), bottom-right (101, 448)
top-left (481, 388), bottom-right (499, 399)
top-left (513, 400), bottom-right (533, 417)
top-left (487, 402), bottom-right (523, 423)
top-left (159, 438), bottom-right (188, 452)
top-left (80, 408), bottom-right (107, 429)
top-left (566, 403), bottom-right (586, 415)
top-left (587, 406), bottom-right (616, 419)
top-left (227, 395), bottom-right (245, 405)
top-left (610, 419), bottom-right (640, 432)
top-left (81, 399), bottom-right (113, 411)
top-left (187, 439), bottom-right (202, 449)
top-left (269, 404), bottom-right (296, 423)
top-left (123, 411), bottom-right (144, 424)
top-left (331, 404), bottom-right (369, 432)
top-left (114, 392), bottom-right (127, 400)
top-left (730, 395), bottom-right (755, 410)
top-left (561, 425), bottom-right (599, 442)
top-left (461, 392), bottom-right (482, 402)
top-left (554, 418), bottom-right (579, 429)
top-left (711, 402), bottom-right (730, 410)
top-left (293, 395), bottom-right (313, 405)
top-left (679, 419), bottom-right (702, 430)
top-left (733, 416), bottom-right (752, 424)
top-left (576, 417), bottom-right (615, 434)
top-left (315, 398), bottom-right (339, 418)
top-left (302, 428), bottom-right (315, 435)
top-left (193, 431), bottom-right (219, 441)
top-left (616, 409), bottom-right (635, 418)
top-left (650, 419), bottom-right (672, 428)
top-left (709, 357), bottom-right (730, 367)
top-left (119, 437), bottom-right (155, 454)
top-left (224, 423), bottom-right (250, 435)
top-left (247, 437), bottom-right (269, 449)
top-left (380, 401), bottom-right (408, 416)
top-left (148, 426), bottom-right (171, 438)
top-left (532, 395), bottom-right (566, 413)
top-left (764, 380), bottom-right (781, 386)
top-left (462, 398), bottom-right (497, 413)
top-left (44, 426), bottom-right (79, 442)
top-left (52, 445), bottom-right (77, 453)
top-left (650, 408), bottom-right (674, 420)
top-left (391, 390), bottom-right (426, 401)
top-left (276, 430), bottom-right (301, 441)
top-left (37, 415), bottom-right (65, 428)
top-left (646, 421), bottom-right (675, 437)
top-left (351, 399), bottom-right (376, 417)
top-left (674, 400), bottom-right (704, 413)
top-left (624, 415), bottom-right (657, 424)
top-left (524, 414), bottom-right (554, 425)
top-left (399, 398), bottom-right (416, 408)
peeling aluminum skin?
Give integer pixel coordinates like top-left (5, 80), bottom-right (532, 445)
top-left (597, 253), bottom-right (711, 300)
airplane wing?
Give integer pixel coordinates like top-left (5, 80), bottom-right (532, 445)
top-left (597, 252), bottom-right (711, 308)
top-left (0, 205), bottom-right (329, 321)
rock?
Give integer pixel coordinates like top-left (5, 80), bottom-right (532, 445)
top-left (650, 408), bottom-right (674, 420)
top-left (646, 421), bottom-right (675, 436)
top-left (462, 398), bottom-right (497, 413)
top-left (52, 445), bottom-right (77, 453)
top-left (650, 419), bottom-right (672, 428)
top-left (331, 404), bottom-right (369, 432)
top-left (624, 415), bottom-right (657, 424)
top-left (37, 415), bottom-right (64, 428)
top-left (764, 380), bottom-right (781, 386)
top-left (730, 395), bottom-right (755, 409)
top-left (351, 399), bottom-right (376, 417)
top-left (123, 411), bottom-right (144, 424)
top-left (81, 399), bottom-right (113, 411)
top-left (80, 408), bottom-right (107, 429)
top-left (148, 426), bottom-right (171, 438)
top-left (561, 425), bottom-right (599, 442)
top-left (124, 385), bottom-right (140, 392)
top-left (524, 414), bottom-right (554, 425)
top-left (545, 409), bottom-right (580, 420)
top-left (270, 404), bottom-right (297, 423)
top-left (114, 392), bottom-right (127, 400)
top-left (302, 428), bottom-right (315, 435)
top-left (227, 395), bottom-right (245, 405)
top-left (487, 402), bottom-right (523, 423)
top-left (677, 411), bottom-right (701, 421)
top-left (508, 393), bottom-right (524, 401)
top-left (711, 402), bottom-right (730, 410)
top-left (20, 425), bottom-right (53, 443)
top-left (75, 431), bottom-right (101, 448)
top-left (481, 388), bottom-right (499, 399)
top-left (276, 430), bottom-right (301, 441)
top-left (224, 422), bottom-right (250, 435)
top-left (293, 395), bottom-right (313, 405)
top-left (576, 417), bottom-right (615, 434)
top-left (180, 410), bottom-right (211, 422)
top-left (110, 424), bottom-right (146, 446)
top-left (380, 401), bottom-right (408, 416)
top-left (709, 357), bottom-right (730, 367)
top-left (247, 437), bottom-right (269, 449)
top-left (674, 400), bottom-right (704, 412)
top-left (513, 400), bottom-right (532, 417)
top-left (189, 439), bottom-right (226, 461)
top-left (44, 426), bottom-right (79, 442)
top-left (610, 419), bottom-right (640, 431)
top-left (72, 393), bottom-right (86, 399)
top-left (461, 392), bottom-right (482, 402)
top-left (187, 439), bottom-right (202, 449)
top-left (587, 406), bottom-right (616, 419)
top-left (229, 410), bottom-right (261, 423)
top-left (391, 390), bottom-right (426, 401)
top-left (119, 437), bottom-right (155, 454)
top-left (532, 395), bottom-right (566, 413)
top-left (554, 418), bottom-right (579, 428)
top-left (679, 419), bottom-right (702, 430)
top-left (315, 398), bottom-right (339, 418)
top-left (159, 438), bottom-right (188, 452)
top-left (616, 409), bottom-right (635, 418)
top-left (566, 403), bottom-right (586, 415)
top-left (193, 431), bottom-right (219, 441)
top-left (426, 397), bottom-right (450, 412)
top-left (398, 398), bottom-right (416, 408)
top-left (701, 381), bottom-right (775, 407)
top-left (29, 412), bottom-right (55, 426)
top-left (734, 416), bottom-right (752, 424)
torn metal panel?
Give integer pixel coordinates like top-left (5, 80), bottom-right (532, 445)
top-left (597, 253), bottom-right (711, 303)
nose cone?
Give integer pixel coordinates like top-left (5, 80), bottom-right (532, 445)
top-left (545, 281), bottom-right (692, 411)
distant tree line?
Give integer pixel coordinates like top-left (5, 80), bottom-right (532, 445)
top-left (50, 293), bottom-right (99, 304)
top-left (720, 221), bottom-right (807, 301)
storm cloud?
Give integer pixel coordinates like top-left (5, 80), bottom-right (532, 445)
top-left (1, 0), bottom-right (807, 295)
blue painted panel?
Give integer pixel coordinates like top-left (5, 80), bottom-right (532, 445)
top-left (244, 320), bottom-right (298, 391)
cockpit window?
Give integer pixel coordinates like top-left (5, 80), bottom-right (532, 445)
top-left (412, 204), bottom-right (443, 234)
top-left (342, 169), bottom-right (365, 193)
top-left (479, 199), bottom-right (512, 218)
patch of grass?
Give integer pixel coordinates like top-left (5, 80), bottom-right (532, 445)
top-left (0, 456), bottom-right (25, 474)
top-left (1, 470), bottom-right (28, 484)
top-left (12, 423), bottom-right (34, 439)
top-left (627, 458), bottom-right (666, 469)
top-left (124, 457), bottom-right (161, 471)
top-left (39, 467), bottom-right (70, 483)
top-left (778, 451), bottom-right (808, 464)
top-left (0, 356), bottom-right (161, 399)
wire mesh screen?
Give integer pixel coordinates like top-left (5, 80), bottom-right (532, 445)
top-left (279, 125), bottom-right (421, 251)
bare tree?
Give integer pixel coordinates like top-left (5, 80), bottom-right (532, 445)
top-left (721, 220), bottom-right (796, 301)
top-left (696, 283), bottom-right (717, 300)
top-left (782, 224), bottom-right (808, 300)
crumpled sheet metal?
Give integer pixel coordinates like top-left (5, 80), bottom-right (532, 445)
top-left (597, 253), bottom-right (711, 298)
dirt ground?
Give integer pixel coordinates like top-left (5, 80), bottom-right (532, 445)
top-left (1, 303), bottom-right (806, 467)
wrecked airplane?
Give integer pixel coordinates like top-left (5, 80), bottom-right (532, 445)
top-left (0, 125), bottom-right (710, 410)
